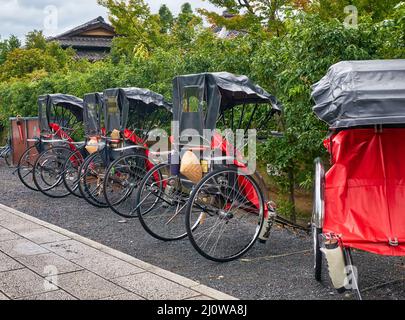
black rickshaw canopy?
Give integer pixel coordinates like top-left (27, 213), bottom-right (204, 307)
top-left (311, 59), bottom-right (405, 129)
top-left (83, 92), bottom-right (104, 136)
top-left (38, 94), bottom-right (84, 133)
top-left (172, 72), bottom-right (281, 133)
top-left (103, 87), bottom-right (172, 133)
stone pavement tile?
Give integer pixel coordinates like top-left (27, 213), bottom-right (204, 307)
top-left (0, 209), bottom-right (10, 221)
top-left (71, 252), bottom-right (144, 280)
top-left (19, 228), bottom-right (69, 245)
top-left (42, 239), bottom-right (101, 260)
top-left (18, 290), bottom-right (77, 300)
top-left (100, 292), bottom-right (145, 300)
top-left (0, 238), bottom-right (49, 258)
top-left (15, 253), bottom-right (83, 276)
top-left (0, 216), bottom-right (43, 233)
top-left (112, 272), bottom-right (200, 300)
top-left (0, 227), bottom-right (20, 242)
top-left (0, 268), bottom-right (57, 299)
top-left (186, 295), bottom-right (214, 300)
top-left (191, 285), bottom-right (237, 300)
top-left (148, 265), bottom-right (200, 288)
top-left (0, 251), bottom-right (24, 272)
top-left (0, 292), bottom-right (9, 300)
top-left (54, 270), bottom-right (128, 300)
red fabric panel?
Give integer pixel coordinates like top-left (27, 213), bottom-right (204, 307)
top-left (123, 129), bottom-right (161, 184)
top-left (324, 129), bottom-right (405, 256)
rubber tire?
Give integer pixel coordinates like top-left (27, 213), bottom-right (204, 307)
top-left (17, 145), bottom-right (40, 191)
top-left (78, 152), bottom-right (109, 208)
top-left (4, 148), bottom-right (12, 167)
top-left (104, 153), bottom-right (149, 219)
top-left (62, 148), bottom-right (88, 198)
top-left (185, 166), bottom-right (265, 263)
top-left (32, 146), bottom-right (73, 198)
top-left (136, 163), bottom-right (189, 241)
top-left (313, 225), bottom-right (323, 282)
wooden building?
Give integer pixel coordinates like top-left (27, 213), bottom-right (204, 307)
top-left (48, 16), bottom-right (116, 61)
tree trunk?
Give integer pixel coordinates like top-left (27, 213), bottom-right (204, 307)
top-left (287, 166), bottom-right (296, 223)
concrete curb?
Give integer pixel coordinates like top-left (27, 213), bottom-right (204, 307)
top-left (0, 203), bottom-right (238, 300)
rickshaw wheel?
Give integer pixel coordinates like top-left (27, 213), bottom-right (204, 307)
top-left (103, 153), bottom-right (148, 219)
top-left (32, 146), bottom-right (73, 198)
top-left (62, 147), bottom-right (88, 198)
top-left (17, 145), bottom-right (40, 191)
top-left (77, 155), bottom-right (106, 207)
top-left (3, 148), bottom-right (12, 167)
top-left (313, 225), bottom-right (323, 281)
top-left (136, 163), bottom-right (190, 241)
top-left (78, 152), bottom-right (109, 208)
top-left (186, 167), bottom-right (265, 262)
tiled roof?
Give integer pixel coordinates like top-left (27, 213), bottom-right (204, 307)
top-left (55, 36), bottom-right (113, 49)
top-left (49, 16), bottom-right (115, 40)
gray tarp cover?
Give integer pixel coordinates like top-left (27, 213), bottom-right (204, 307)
top-left (83, 93), bottom-right (103, 135)
top-left (312, 59), bottom-right (405, 128)
top-left (38, 94), bottom-right (84, 133)
top-left (103, 87), bottom-right (172, 132)
top-left (173, 72), bottom-right (281, 131)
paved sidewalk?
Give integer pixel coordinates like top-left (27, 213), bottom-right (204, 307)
top-left (0, 204), bottom-right (236, 300)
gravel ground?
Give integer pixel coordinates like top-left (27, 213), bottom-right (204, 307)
top-left (0, 165), bottom-right (403, 300)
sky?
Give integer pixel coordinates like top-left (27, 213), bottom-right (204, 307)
top-left (0, 0), bottom-right (222, 41)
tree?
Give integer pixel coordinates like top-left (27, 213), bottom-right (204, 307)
top-left (0, 35), bottom-right (21, 65)
top-left (177, 3), bottom-right (195, 27)
top-left (25, 30), bottom-right (47, 50)
top-left (251, 11), bottom-right (404, 220)
top-left (98, 0), bottom-right (166, 57)
top-left (204, 0), bottom-right (296, 34)
top-left (159, 5), bottom-right (174, 33)
top-left (171, 2), bottom-right (203, 46)
top-left (311, 0), bottom-right (404, 22)
top-left (0, 48), bottom-right (58, 82)
top-left (0, 36), bottom-right (74, 82)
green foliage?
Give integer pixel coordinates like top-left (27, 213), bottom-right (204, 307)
top-left (0, 31), bottom-right (75, 83)
top-left (0, 35), bottom-right (21, 65)
top-left (204, 0), bottom-right (299, 34)
top-left (159, 5), bottom-right (174, 33)
top-left (98, 0), bottom-right (166, 57)
top-left (25, 30), bottom-right (47, 50)
top-left (313, 0), bottom-right (404, 22)
top-left (0, 48), bottom-right (58, 82)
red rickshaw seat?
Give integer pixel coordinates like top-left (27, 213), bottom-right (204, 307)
top-left (324, 128), bottom-right (405, 256)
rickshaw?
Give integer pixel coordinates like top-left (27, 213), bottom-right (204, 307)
top-left (136, 72), bottom-right (282, 262)
top-left (79, 87), bottom-right (171, 213)
top-left (17, 94), bottom-right (84, 196)
top-left (311, 60), bottom-right (405, 300)
top-left (62, 92), bottom-right (104, 198)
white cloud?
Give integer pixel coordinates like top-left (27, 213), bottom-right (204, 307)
top-left (0, 0), bottom-right (222, 41)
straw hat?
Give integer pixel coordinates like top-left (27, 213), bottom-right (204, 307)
top-left (180, 151), bottom-right (202, 183)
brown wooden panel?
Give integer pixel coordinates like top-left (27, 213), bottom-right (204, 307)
top-left (80, 28), bottom-right (115, 36)
top-left (10, 118), bottom-right (39, 165)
